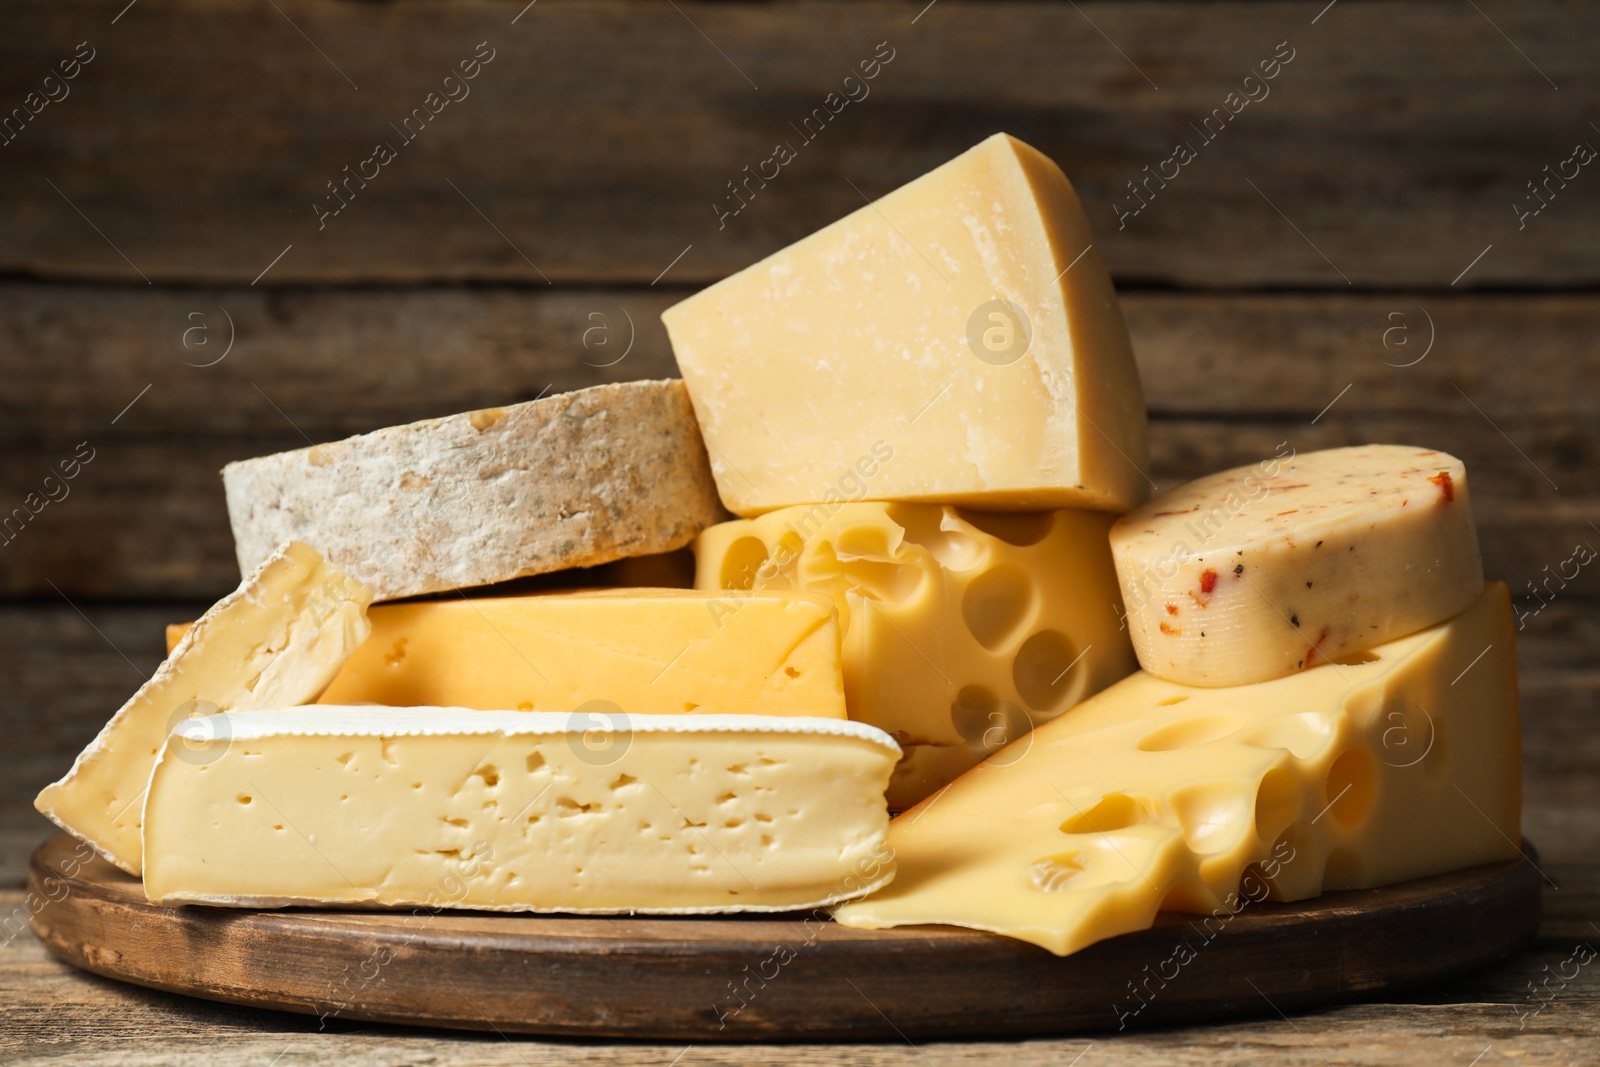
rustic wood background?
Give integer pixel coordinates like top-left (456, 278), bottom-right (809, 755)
top-left (1, 1), bottom-right (1596, 1062)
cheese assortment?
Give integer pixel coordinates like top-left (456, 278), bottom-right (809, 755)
top-left (1110, 445), bottom-right (1484, 687)
top-left (663, 132), bottom-right (1150, 516)
top-left (223, 380), bottom-right (725, 602)
top-left (694, 503), bottom-right (1136, 807)
top-left (35, 134), bottom-right (1522, 963)
top-left (832, 583), bottom-right (1520, 954)
top-left (143, 708), bottom-right (897, 913)
top-left (35, 542), bottom-right (372, 874)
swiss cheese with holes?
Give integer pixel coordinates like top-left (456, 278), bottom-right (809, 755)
top-left (833, 583), bottom-right (1520, 955)
top-left (695, 503), bottom-right (1136, 808)
top-left (142, 709), bottom-right (898, 913)
top-left (1110, 445), bottom-right (1484, 687)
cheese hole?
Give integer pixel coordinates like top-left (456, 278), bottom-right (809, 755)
top-left (1171, 782), bottom-right (1252, 854)
top-left (1241, 712), bottom-right (1338, 762)
top-left (525, 752), bottom-right (546, 774)
top-left (683, 703), bottom-right (700, 712)
top-left (718, 536), bottom-right (769, 591)
top-left (1136, 714), bottom-right (1246, 752)
top-left (887, 504), bottom-right (982, 570)
top-left (236, 794), bottom-right (252, 805)
top-left (724, 818), bottom-right (744, 828)
top-left (1156, 696), bottom-right (1189, 707)
top-left (1253, 768), bottom-right (1299, 841)
top-left (837, 555), bottom-right (923, 603)
top-left (1028, 851), bottom-right (1086, 892)
top-left (1324, 748), bottom-right (1377, 826)
top-left (951, 686), bottom-right (1031, 754)
top-left (609, 773), bottom-right (638, 791)
top-left (953, 508), bottom-right (1052, 547)
top-left (1329, 649), bottom-right (1381, 666)
top-left (1059, 792), bottom-right (1154, 835)
top-left (1013, 630), bottom-right (1083, 715)
top-left (716, 792), bottom-right (737, 804)
top-left (473, 765), bottom-right (501, 788)
top-left (961, 564), bottom-right (1036, 651)
top-left (783, 667), bottom-right (801, 678)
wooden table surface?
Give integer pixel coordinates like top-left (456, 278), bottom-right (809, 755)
top-left (2, 0), bottom-right (1597, 1062)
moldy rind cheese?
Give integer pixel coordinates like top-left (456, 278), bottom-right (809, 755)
top-left (1110, 445), bottom-right (1483, 688)
top-left (223, 380), bottom-right (726, 602)
top-left (36, 542), bottom-right (371, 874)
top-left (663, 132), bottom-right (1148, 516)
top-left (832, 583), bottom-right (1520, 955)
top-left (316, 589), bottom-right (848, 719)
top-left (695, 503), bottom-right (1136, 808)
top-left (142, 709), bottom-right (899, 914)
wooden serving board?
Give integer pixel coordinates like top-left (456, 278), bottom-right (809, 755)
top-left (29, 832), bottom-right (1539, 1041)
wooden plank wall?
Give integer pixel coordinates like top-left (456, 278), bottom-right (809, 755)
top-left (0, 0), bottom-right (1594, 908)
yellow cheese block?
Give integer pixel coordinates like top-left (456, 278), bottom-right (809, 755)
top-left (663, 132), bottom-right (1148, 516)
top-left (36, 542), bottom-right (372, 874)
top-left (1111, 445), bottom-right (1484, 687)
top-left (832, 583), bottom-right (1520, 956)
top-left (314, 589), bottom-right (846, 718)
top-left (143, 708), bottom-right (898, 914)
top-left (695, 503), bottom-right (1137, 808)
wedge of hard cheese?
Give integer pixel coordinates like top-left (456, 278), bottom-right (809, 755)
top-left (833, 583), bottom-right (1519, 956)
top-left (1111, 445), bottom-right (1484, 687)
top-left (36, 542), bottom-right (371, 874)
top-left (143, 708), bottom-right (899, 913)
top-left (223, 380), bottom-right (726, 601)
top-left (663, 133), bottom-right (1148, 516)
top-left (695, 503), bottom-right (1135, 807)
top-left (315, 589), bottom-right (847, 717)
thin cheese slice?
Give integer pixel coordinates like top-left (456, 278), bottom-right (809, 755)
top-left (1111, 445), bottom-right (1484, 687)
top-left (694, 503), bottom-right (1135, 807)
top-left (663, 132), bottom-right (1148, 516)
top-left (142, 709), bottom-right (899, 914)
top-left (832, 583), bottom-right (1519, 956)
top-left (36, 542), bottom-right (372, 874)
top-left (223, 380), bottom-right (726, 602)
top-left (314, 589), bottom-right (846, 718)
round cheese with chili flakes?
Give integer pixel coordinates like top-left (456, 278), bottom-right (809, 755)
top-left (1108, 444), bottom-right (1483, 687)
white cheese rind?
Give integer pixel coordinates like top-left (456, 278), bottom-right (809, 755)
top-left (142, 709), bottom-right (899, 914)
top-left (34, 542), bottom-right (372, 874)
top-left (1110, 445), bottom-right (1484, 687)
top-left (222, 380), bottom-right (727, 602)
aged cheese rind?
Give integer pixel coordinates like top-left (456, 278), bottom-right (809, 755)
top-left (663, 133), bottom-right (1148, 516)
top-left (223, 380), bottom-right (726, 602)
top-left (142, 709), bottom-right (899, 914)
top-left (1111, 445), bottom-right (1484, 687)
top-left (694, 503), bottom-right (1136, 808)
top-left (35, 543), bottom-right (371, 874)
top-left (832, 583), bottom-right (1520, 956)
top-left (315, 589), bottom-right (847, 718)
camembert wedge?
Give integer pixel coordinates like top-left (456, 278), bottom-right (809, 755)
top-left (142, 708), bottom-right (899, 914)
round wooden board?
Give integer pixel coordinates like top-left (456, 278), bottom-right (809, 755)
top-left (29, 833), bottom-right (1539, 1041)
